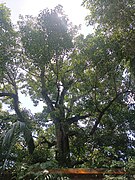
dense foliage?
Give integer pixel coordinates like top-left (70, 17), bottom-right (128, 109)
top-left (0, 0), bottom-right (135, 179)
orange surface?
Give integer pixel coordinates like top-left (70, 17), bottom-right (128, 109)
top-left (49, 168), bottom-right (127, 175)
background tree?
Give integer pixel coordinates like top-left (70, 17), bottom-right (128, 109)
top-left (0, 4), bottom-right (35, 169)
top-left (82, 0), bottom-right (135, 167)
top-left (83, 0), bottom-right (135, 75)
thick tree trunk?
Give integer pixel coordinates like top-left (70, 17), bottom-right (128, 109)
top-left (55, 122), bottom-right (70, 167)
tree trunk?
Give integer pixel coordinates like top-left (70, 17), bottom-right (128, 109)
top-left (55, 122), bottom-right (70, 167)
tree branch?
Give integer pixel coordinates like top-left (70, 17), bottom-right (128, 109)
top-left (37, 136), bottom-right (56, 148)
top-left (0, 92), bottom-right (24, 121)
top-left (67, 113), bottom-right (91, 125)
top-left (0, 92), bottom-right (35, 154)
top-left (59, 87), bottom-right (68, 105)
top-left (40, 68), bottom-right (54, 111)
top-left (55, 58), bottom-right (60, 107)
top-left (71, 159), bottom-right (88, 167)
top-left (90, 91), bottom-right (129, 135)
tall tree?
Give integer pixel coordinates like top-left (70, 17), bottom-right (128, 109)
top-left (18, 5), bottom-right (77, 166)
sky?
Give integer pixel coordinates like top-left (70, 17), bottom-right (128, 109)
top-left (1, 0), bottom-right (93, 35)
top-left (1, 0), bottom-right (92, 113)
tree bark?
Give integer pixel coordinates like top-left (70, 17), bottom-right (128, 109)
top-left (55, 122), bottom-right (70, 167)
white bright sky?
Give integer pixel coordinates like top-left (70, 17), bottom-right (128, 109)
top-left (1, 0), bottom-right (93, 35)
top-left (1, 0), bottom-right (93, 113)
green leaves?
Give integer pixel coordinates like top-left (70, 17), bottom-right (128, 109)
top-left (18, 5), bottom-right (73, 68)
top-left (0, 4), bottom-right (17, 81)
top-left (2, 121), bottom-right (34, 154)
top-left (83, 0), bottom-right (135, 30)
top-left (2, 122), bottom-right (16, 148)
top-left (83, 0), bottom-right (135, 77)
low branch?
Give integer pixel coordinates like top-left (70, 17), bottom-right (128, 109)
top-left (68, 130), bottom-right (80, 137)
top-left (71, 159), bottom-right (89, 167)
top-left (67, 113), bottom-right (91, 125)
top-left (39, 136), bottom-right (56, 148)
